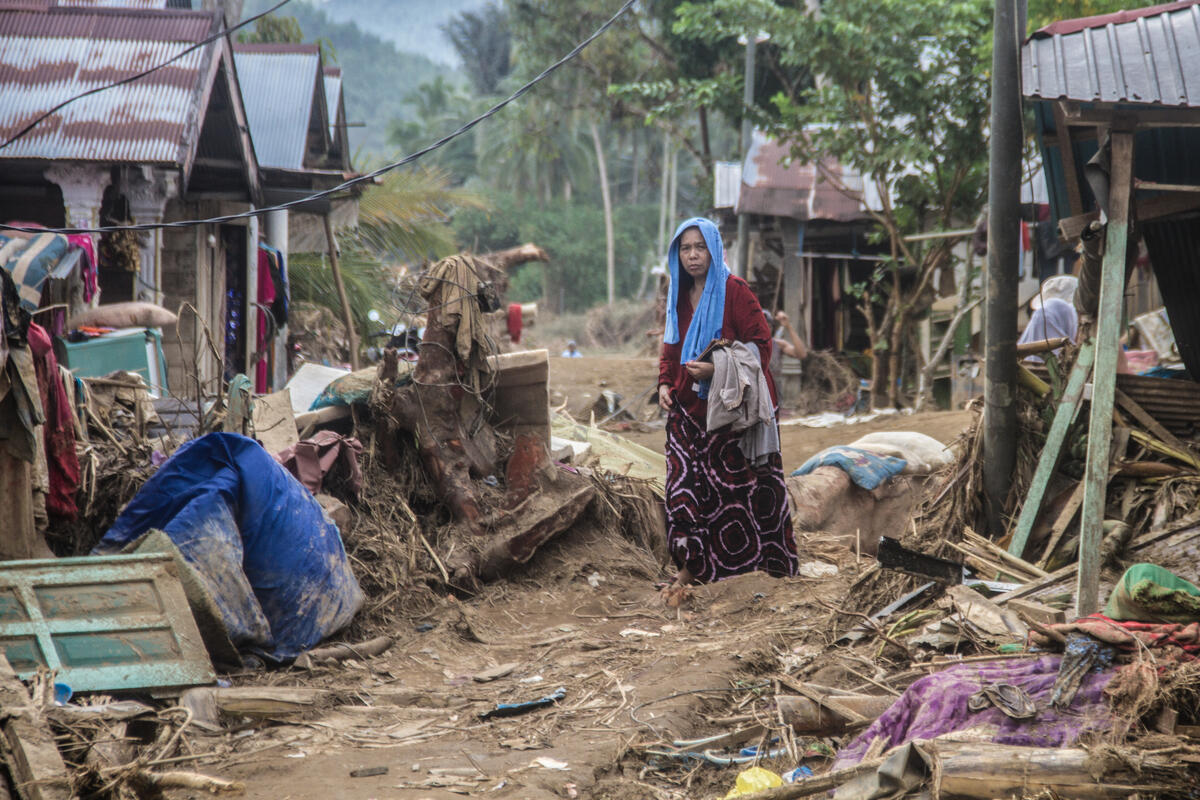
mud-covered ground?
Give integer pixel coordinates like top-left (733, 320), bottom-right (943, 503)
top-left (165, 356), bottom-right (972, 800)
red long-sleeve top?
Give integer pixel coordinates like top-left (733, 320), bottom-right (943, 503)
top-left (658, 274), bottom-right (777, 419)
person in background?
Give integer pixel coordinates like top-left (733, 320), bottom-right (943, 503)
top-left (657, 217), bottom-right (798, 606)
top-left (561, 340), bottom-right (583, 358)
top-left (766, 310), bottom-right (808, 391)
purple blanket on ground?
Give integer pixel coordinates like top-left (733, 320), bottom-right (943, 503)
top-left (833, 656), bottom-right (1114, 769)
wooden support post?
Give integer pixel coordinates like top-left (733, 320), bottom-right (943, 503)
top-left (1007, 340), bottom-right (1095, 559)
top-left (323, 213), bottom-right (359, 370)
top-left (1052, 103), bottom-right (1085, 217)
top-left (1077, 129), bottom-right (1134, 617)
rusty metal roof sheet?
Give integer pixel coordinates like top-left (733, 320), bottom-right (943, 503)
top-left (0, 7), bottom-right (218, 163)
top-left (57, 0), bottom-right (171, 8)
top-left (736, 130), bottom-right (870, 222)
top-left (233, 43), bottom-right (323, 170)
top-left (1022, 0), bottom-right (1200, 106)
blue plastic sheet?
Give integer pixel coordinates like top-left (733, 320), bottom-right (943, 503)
top-left (791, 445), bottom-right (907, 490)
top-left (94, 433), bottom-right (363, 663)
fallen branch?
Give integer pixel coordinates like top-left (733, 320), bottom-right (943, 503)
top-left (294, 636), bottom-right (394, 669)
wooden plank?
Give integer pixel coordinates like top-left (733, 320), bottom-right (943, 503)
top-left (1007, 340), bottom-right (1095, 559)
top-left (1051, 102), bottom-right (1084, 216)
top-left (0, 654), bottom-right (73, 800)
top-left (1038, 480), bottom-right (1085, 570)
top-left (1078, 128), bottom-right (1133, 617)
top-left (1114, 388), bottom-right (1190, 454)
top-left (1058, 193), bottom-right (1200, 245)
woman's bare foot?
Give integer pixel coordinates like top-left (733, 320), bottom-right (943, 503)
top-left (659, 568), bottom-right (694, 608)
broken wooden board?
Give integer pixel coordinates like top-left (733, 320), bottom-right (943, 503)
top-left (0, 653), bottom-right (73, 800)
top-left (251, 388), bottom-right (299, 457)
top-left (0, 554), bottom-right (214, 692)
top-left (489, 349), bottom-right (551, 448)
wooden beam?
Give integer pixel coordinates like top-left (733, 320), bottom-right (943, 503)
top-left (1077, 129), bottom-right (1134, 617)
top-left (0, 654), bottom-right (73, 800)
top-left (1057, 193), bottom-right (1200, 245)
top-left (1051, 102), bottom-right (1085, 216)
top-left (1007, 341), bottom-right (1095, 559)
top-left (1062, 104), bottom-right (1200, 129)
top-left (323, 213), bottom-right (359, 371)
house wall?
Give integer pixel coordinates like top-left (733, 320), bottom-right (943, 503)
top-left (161, 198), bottom-right (251, 398)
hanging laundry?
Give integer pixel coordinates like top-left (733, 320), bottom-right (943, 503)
top-left (27, 322), bottom-right (79, 519)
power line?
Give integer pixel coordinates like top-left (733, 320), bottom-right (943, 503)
top-left (0, 0), bottom-right (637, 237)
top-left (0, 0), bottom-right (295, 152)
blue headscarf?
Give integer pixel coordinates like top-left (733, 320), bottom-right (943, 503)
top-left (663, 217), bottom-right (730, 398)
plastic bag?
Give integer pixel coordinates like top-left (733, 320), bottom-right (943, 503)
top-left (724, 766), bottom-right (782, 797)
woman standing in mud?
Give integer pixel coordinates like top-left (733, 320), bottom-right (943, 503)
top-left (656, 217), bottom-right (798, 605)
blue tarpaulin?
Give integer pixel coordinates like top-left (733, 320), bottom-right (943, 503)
top-left (94, 433), bottom-right (363, 664)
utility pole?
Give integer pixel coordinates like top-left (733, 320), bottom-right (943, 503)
top-left (735, 34), bottom-right (759, 279)
top-left (983, 0), bottom-right (1021, 535)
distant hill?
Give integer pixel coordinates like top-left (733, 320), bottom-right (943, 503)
top-left (307, 0), bottom-right (487, 66)
top-left (243, 0), bottom-right (458, 156)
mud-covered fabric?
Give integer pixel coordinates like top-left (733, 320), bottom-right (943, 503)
top-left (665, 408), bottom-right (796, 583)
top-left (95, 432), bottom-right (363, 663)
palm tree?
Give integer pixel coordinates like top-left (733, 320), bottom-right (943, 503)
top-left (443, 3), bottom-right (511, 96)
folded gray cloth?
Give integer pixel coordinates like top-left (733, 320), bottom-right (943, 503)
top-left (707, 341), bottom-right (780, 466)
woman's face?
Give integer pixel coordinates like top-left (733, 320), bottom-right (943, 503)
top-left (679, 227), bottom-right (711, 280)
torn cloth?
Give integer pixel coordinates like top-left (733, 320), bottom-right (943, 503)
top-left (275, 430), bottom-right (363, 497)
top-left (418, 254), bottom-right (494, 393)
top-left (707, 341), bottom-right (779, 466)
top-left (1030, 614), bottom-right (1200, 658)
top-left (791, 446), bottom-right (906, 491)
top-left (832, 656), bottom-right (1114, 771)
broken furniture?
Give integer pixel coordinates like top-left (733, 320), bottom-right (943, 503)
top-left (0, 554), bottom-right (213, 692)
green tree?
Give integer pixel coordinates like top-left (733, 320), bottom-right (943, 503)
top-left (237, 14), bottom-right (336, 63)
top-left (444, 3), bottom-right (512, 96)
top-left (387, 77), bottom-right (479, 182)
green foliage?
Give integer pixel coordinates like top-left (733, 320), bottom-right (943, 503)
top-left (453, 191), bottom-right (659, 312)
top-left (287, 248), bottom-right (394, 339)
top-left (242, 0), bottom-right (449, 156)
top-left (238, 14), bottom-right (303, 44)
top-left (387, 77), bottom-right (479, 181)
top-left (1026, 0), bottom-right (1137, 34)
top-left (300, 0), bottom-right (488, 66)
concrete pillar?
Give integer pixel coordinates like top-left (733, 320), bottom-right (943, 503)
top-left (263, 208), bottom-right (289, 389)
top-left (245, 213), bottom-right (259, 387)
top-left (44, 163), bottom-right (109, 229)
top-left (125, 166), bottom-right (178, 306)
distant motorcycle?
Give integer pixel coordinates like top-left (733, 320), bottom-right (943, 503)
top-left (365, 322), bottom-right (423, 363)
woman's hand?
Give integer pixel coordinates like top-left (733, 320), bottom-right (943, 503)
top-left (685, 361), bottom-right (715, 380)
top-left (658, 384), bottom-right (674, 411)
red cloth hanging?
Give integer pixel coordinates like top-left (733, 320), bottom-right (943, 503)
top-left (507, 302), bottom-right (523, 344)
top-left (27, 322), bottom-right (79, 519)
top-left (255, 247), bottom-right (277, 393)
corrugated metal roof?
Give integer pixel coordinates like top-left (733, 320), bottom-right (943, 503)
top-left (1022, 0), bottom-right (1200, 106)
top-left (736, 130), bottom-right (870, 222)
top-left (0, 7), bottom-right (217, 163)
top-left (323, 68), bottom-right (341, 140)
top-left (233, 44), bottom-right (321, 170)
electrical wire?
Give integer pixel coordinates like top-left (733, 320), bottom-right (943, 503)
top-left (0, 0), bottom-right (295, 152)
top-left (0, 0), bottom-right (637, 236)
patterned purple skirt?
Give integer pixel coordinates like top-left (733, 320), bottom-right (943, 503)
top-left (664, 409), bottom-right (798, 583)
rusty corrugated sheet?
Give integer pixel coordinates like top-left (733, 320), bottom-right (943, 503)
top-left (233, 44), bottom-right (322, 171)
top-left (736, 129), bottom-right (870, 222)
top-left (57, 0), bottom-right (171, 8)
top-left (0, 7), bottom-right (216, 163)
top-left (1022, 1), bottom-right (1200, 106)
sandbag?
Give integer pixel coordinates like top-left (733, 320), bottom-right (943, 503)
top-left (849, 431), bottom-right (954, 475)
top-left (94, 433), bottom-right (363, 663)
top-left (73, 301), bottom-right (178, 330)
